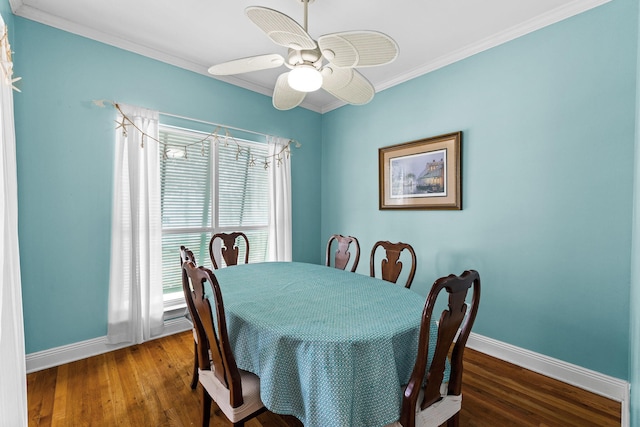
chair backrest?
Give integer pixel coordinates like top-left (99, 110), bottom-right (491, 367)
top-left (325, 234), bottom-right (360, 272)
top-left (369, 241), bottom-right (417, 288)
top-left (182, 260), bottom-right (245, 407)
top-left (399, 270), bottom-right (481, 427)
top-left (180, 246), bottom-right (205, 334)
top-left (209, 232), bottom-right (250, 269)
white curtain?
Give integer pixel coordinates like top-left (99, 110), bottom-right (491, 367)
top-left (0, 16), bottom-right (27, 427)
top-left (107, 104), bottom-right (164, 344)
top-left (267, 137), bottom-right (292, 261)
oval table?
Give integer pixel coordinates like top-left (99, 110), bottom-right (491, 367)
top-left (209, 262), bottom-right (436, 427)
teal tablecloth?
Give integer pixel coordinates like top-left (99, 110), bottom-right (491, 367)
top-left (210, 262), bottom-right (431, 427)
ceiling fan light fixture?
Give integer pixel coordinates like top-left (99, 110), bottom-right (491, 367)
top-left (213, 3), bottom-right (399, 108)
top-left (288, 65), bottom-right (323, 92)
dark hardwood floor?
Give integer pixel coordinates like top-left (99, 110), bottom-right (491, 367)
top-left (27, 330), bottom-right (621, 426)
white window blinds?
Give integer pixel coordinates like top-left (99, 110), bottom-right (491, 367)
top-left (159, 125), bottom-right (269, 295)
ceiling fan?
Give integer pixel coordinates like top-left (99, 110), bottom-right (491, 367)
top-left (207, 0), bottom-right (399, 110)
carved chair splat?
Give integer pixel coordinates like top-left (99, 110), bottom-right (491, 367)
top-left (209, 232), bottom-right (250, 270)
top-left (325, 234), bottom-right (360, 272)
top-left (369, 240), bottom-right (417, 288)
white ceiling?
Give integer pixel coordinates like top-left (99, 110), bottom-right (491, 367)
top-left (10, 0), bottom-right (609, 113)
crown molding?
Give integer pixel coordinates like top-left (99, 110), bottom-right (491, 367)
top-left (375, 0), bottom-right (612, 93)
top-left (12, 3), bottom-right (207, 74)
top-left (8, 0), bottom-right (21, 13)
top-left (10, 1), bottom-right (325, 113)
top-left (315, 0), bottom-right (613, 114)
top-left (11, 0), bottom-right (611, 114)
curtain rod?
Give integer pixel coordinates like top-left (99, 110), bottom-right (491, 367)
top-left (93, 100), bottom-right (291, 141)
top-left (158, 110), bottom-right (284, 141)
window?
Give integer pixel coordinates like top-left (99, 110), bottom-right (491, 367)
top-left (159, 125), bottom-right (270, 303)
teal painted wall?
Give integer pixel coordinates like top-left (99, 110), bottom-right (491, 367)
top-left (0, 1), bottom-right (12, 26)
top-left (9, 0), bottom-right (640, 411)
top-left (321, 0), bottom-right (636, 380)
top-left (630, 0), bottom-right (640, 423)
top-left (12, 18), bottom-right (322, 353)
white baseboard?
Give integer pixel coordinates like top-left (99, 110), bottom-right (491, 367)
top-left (467, 332), bottom-right (630, 427)
top-left (25, 327), bottom-right (629, 426)
top-left (25, 317), bottom-right (192, 374)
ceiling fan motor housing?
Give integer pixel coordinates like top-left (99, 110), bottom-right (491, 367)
top-left (286, 47), bottom-right (322, 69)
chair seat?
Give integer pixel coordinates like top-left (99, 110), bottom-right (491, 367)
top-left (386, 394), bottom-right (462, 427)
top-left (386, 382), bottom-right (461, 427)
top-left (183, 303), bottom-right (198, 344)
top-left (198, 368), bottom-right (263, 423)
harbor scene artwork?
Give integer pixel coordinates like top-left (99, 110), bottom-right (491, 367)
top-left (390, 149), bottom-right (447, 198)
top-left (379, 132), bottom-right (461, 210)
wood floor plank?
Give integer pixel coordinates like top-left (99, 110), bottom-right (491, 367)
top-left (102, 350), bottom-right (132, 427)
top-left (461, 348), bottom-right (620, 427)
top-left (27, 369), bottom-right (57, 426)
top-left (137, 338), bottom-right (192, 427)
top-left (27, 331), bottom-right (621, 426)
top-left (114, 346), bottom-right (149, 426)
top-left (50, 363), bottom-right (68, 426)
top-left (65, 357), bottom-right (89, 426)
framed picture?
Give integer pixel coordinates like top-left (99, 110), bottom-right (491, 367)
top-left (379, 132), bottom-right (462, 210)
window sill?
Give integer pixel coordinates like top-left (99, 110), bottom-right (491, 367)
top-left (164, 291), bottom-right (188, 321)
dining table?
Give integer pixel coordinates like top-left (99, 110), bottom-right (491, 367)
top-left (209, 261), bottom-right (441, 427)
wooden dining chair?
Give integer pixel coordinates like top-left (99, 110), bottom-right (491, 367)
top-left (325, 234), bottom-right (360, 272)
top-left (209, 232), bottom-right (250, 269)
top-left (180, 245), bottom-right (203, 390)
top-left (386, 270), bottom-right (481, 427)
top-left (370, 241), bottom-right (417, 288)
top-left (182, 260), bottom-right (266, 427)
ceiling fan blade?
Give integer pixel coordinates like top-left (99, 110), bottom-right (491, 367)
top-left (321, 66), bottom-right (374, 105)
top-left (208, 54), bottom-right (285, 75)
top-left (246, 6), bottom-right (317, 50)
top-left (273, 72), bottom-right (306, 110)
top-left (318, 31), bottom-right (398, 68)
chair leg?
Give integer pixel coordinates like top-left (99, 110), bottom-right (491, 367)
top-left (190, 340), bottom-right (199, 390)
top-left (447, 412), bottom-right (460, 427)
top-left (201, 388), bottom-right (212, 427)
